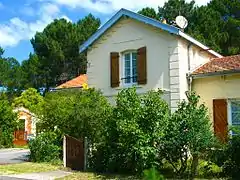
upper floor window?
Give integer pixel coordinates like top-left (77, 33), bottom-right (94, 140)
top-left (230, 100), bottom-right (240, 135)
top-left (110, 47), bottom-right (147, 88)
top-left (122, 51), bottom-right (137, 85)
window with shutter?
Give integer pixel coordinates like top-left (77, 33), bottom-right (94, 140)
top-left (213, 99), bottom-right (228, 142)
top-left (137, 47), bottom-right (147, 85)
top-left (228, 100), bottom-right (240, 135)
top-left (110, 52), bottom-right (120, 88)
top-left (120, 46), bottom-right (147, 87)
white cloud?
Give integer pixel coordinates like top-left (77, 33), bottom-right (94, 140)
top-left (61, 15), bottom-right (72, 22)
top-left (46, 0), bottom-right (211, 14)
top-left (39, 3), bottom-right (60, 16)
top-left (0, 3), bottom-right (71, 47)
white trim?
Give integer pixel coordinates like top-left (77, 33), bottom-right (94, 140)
top-left (227, 100), bottom-right (233, 136)
top-left (80, 8), bottom-right (222, 58)
top-left (227, 99), bottom-right (240, 136)
top-left (179, 31), bottom-right (223, 58)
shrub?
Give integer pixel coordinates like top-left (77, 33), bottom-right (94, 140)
top-left (222, 135), bottom-right (240, 179)
top-left (0, 93), bottom-right (17, 148)
top-left (143, 167), bottom-right (165, 180)
top-left (91, 88), bottom-right (169, 174)
top-left (39, 88), bottom-right (111, 144)
top-left (159, 91), bottom-right (215, 178)
top-left (29, 132), bottom-right (60, 162)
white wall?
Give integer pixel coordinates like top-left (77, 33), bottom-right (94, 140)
top-left (193, 74), bottom-right (240, 123)
top-left (177, 39), bottom-right (215, 102)
top-left (87, 17), bottom-right (178, 104)
top-left (86, 17), bottom-right (216, 110)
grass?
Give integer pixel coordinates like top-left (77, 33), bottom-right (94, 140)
top-left (0, 163), bottom-right (137, 179)
top-left (13, 144), bottom-right (29, 149)
top-left (0, 162), bottom-right (62, 175)
top-left (58, 171), bottom-right (138, 180)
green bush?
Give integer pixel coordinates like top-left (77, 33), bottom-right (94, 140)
top-left (159, 92), bottom-right (215, 178)
top-left (91, 88), bottom-right (169, 174)
top-left (222, 136), bottom-right (240, 179)
top-left (39, 88), bottom-right (111, 144)
top-left (0, 93), bottom-right (17, 148)
top-left (29, 132), bottom-right (60, 162)
top-left (143, 167), bottom-right (164, 180)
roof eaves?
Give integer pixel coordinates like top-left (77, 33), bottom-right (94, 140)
top-left (190, 69), bottom-right (240, 79)
top-left (178, 31), bottom-right (223, 58)
top-left (79, 8), bottom-right (222, 59)
top-left (80, 8), bottom-right (179, 53)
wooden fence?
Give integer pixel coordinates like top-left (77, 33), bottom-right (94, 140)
top-left (13, 130), bottom-right (27, 146)
top-left (63, 135), bottom-right (87, 171)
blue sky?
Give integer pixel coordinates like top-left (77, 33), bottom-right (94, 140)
top-left (0, 0), bottom-right (211, 63)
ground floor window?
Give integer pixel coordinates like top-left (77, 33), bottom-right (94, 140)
top-left (228, 100), bottom-right (240, 135)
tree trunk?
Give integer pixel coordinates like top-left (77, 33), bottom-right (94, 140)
top-left (190, 154), bottom-right (199, 179)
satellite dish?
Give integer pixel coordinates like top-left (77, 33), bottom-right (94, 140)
top-left (176, 16), bottom-right (188, 29)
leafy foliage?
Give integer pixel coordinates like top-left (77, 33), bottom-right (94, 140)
top-left (91, 88), bottom-right (169, 173)
top-left (39, 88), bottom-right (111, 144)
top-left (143, 167), bottom-right (165, 180)
top-left (30, 15), bottom-right (100, 90)
top-left (158, 0), bottom-right (195, 25)
top-left (0, 93), bottom-right (17, 148)
top-left (138, 0), bottom-right (240, 56)
top-left (210, 133), bottom-right (240, 179)
top-left (160, 92), bottom-right (214, 177)
top-left (29, 131), bottom-right (60, 162)
top-left (13, 88), bottom-right (44, 114)
top-left (138, 7), bottom-right (160, 21)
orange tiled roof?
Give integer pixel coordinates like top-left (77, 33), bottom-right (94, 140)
top-left (56, 74), bottom-right (87, 89)
top-left (192, 55), bottom-right (240, 75)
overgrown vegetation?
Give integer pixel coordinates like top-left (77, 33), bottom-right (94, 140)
top-left (160, 92), bottom-right (215, 178)
top-left (1, 86), bottom-right (239, 179)
top-left (39, 88), bottom-right (111, 144)
top-left (91, 89), bottom-right (169, 173)
top-left (0, 93), bottom-right (17, 148)
top-left (29, 131), bottom-right (61, 163)
top-left (13, 88), bottom-right (44, 115)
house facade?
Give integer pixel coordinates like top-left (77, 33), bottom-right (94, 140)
top-left (14, 107), bottom-right (37, 136)
top-left (191, 55), bottom-right (240, 140)
top-left (80, 8), bottom-right (222, 110)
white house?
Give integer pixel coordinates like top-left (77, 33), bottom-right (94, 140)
top-left (80, 8), bottom-right (222, 111)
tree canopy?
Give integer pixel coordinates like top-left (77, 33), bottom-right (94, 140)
top-left (0, 93), bottom-right (17, 148)
top-left (30, 15), bottom-right (100, 90)
top-left (138, 0), bottom-right (240, 56)
top-left (13, 88), bottom-right (44, 114)
top-left (1, 0), bottom-right (239, 93)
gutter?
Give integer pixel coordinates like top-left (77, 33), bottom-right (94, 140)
top-left (189, 70), bottom-right (240, 79)
top-left (187, 43), bottom-right (193, 92)
top-left (50, 86), bottom-right (83, 92)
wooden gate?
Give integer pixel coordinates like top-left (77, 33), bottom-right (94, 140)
top-left (63, 135), bottom-right (85, 171)
top-left (13, 130), bottom-right (27, 146)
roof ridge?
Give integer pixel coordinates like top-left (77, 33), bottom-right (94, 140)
top-left (79, 8), bottom-right (222, 58)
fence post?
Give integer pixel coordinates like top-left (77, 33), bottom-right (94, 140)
top-left (63, 136), bottom-right (66, 167)
top-left (84, 137), bottom-right (88, 171)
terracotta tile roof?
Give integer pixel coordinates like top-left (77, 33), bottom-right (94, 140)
top-left (192, 55), bottom-right (240, 75)
top-left (56, 74), bottom-right (87, 89)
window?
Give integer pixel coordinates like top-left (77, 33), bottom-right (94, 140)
top-left (122, 51), bottom-right (137, 85)
top-left (229, 100), bottom-right (240, 135)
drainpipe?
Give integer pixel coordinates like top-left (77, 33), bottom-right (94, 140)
top-left (187, 43), bottom-right (193, 92)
